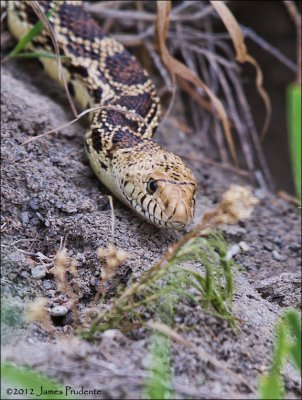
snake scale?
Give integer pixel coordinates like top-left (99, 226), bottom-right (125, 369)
top-left (8, 0), bottom-right (196, 229)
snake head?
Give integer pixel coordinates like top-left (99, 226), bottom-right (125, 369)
top-left (116, 144), bottom-right (196, 229)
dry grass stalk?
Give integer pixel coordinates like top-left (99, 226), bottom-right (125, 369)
top-left (210, 1), bottom-right (271, 139)
top-left (48, 245), bottom-right (80, 325)
top-left (22, 104), bottom-right (149, 145)
top-left (26, 297), bottom-right (53, 332)
top-left (156, 0), bottom-right (238, 166)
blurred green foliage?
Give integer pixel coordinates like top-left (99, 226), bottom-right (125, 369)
top-left (1, 363), bottom-right (68, 400)
top-left (259, 309), bottom-right (301, 399)
top-left (287, 84), bottom-right (301, 203)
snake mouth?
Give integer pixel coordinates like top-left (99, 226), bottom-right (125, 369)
top-left (123, 192), bottom-right (193, 229)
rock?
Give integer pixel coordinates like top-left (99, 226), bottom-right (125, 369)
top-left (290, 243), bottom-right (301, 252)
top-left (226, 244), bottom-right (240, 260)
top-left (42, 280), bottom-right (53, 290)
top-left (239, 241), bottom-right (250, 252)
top-left (50, 306), bottom-right (68, 317)
top-left (20, 211), bottom-right (29, 224)
top-left (264, 243), bottom-right (273, 251)
top-left (272, 250), bottom-right (282, 261)
top-left (28, 197), bottom-right (40, 210)
top-left (31, 265), bottom-right (47, 279)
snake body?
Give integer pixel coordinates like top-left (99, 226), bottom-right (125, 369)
top-left (8, 0), bottom-right (196, 229)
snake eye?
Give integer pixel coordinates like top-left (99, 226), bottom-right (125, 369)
top-left (147, 179), bottom-right (158, 195)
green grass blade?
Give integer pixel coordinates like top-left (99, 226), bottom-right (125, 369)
top-left (272, 322), bottom-right (289, 373)
top-left (284, 309), bottom-right (301, 372)
top-left (259, 372), bottom-right (284, 400)
top-left (144, 333), bottom-right (173, 400)
top-left (1, 363), bottom-right (69, 400)
top-left (8, 3), bottom-right (59, 59)
top-left (259, 322), bottom-right (287, 400)
top-left (287, 84), bottom-right (301, 202)
top-left (8, 21), bottom-right (45, 58)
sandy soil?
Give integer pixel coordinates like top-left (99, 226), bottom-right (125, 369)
top-left (1, 57), bottom-right (301, 399)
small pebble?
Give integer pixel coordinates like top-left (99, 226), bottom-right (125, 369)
top-left (30, 217), bottom-right (41, 226)
top-left (20, 211), bottom-right (30, 224)
top-left (264, 243), bottom-right (273, 251)
top-left (254, 188), bottom-right (268, 200)
top-left (31, 265), bottom-right (47, 279)
top-left (55, 201), bottom-right (63, 209)
top-left (51, 305), bottom-right (68, 317)
top-left (28, 197), bottom-right (40, 210)
top-left (272, 236), bottom-right (282, 245)
top-left (272, 250), bottom-right (282, 261)
top-left (226, 244), bottom-right (240, 260)
top-left (239, 241), bottom-right (250, 252)
top-left (290, 243), bottom-right (300, 252)
top-left (42, 280), bottom-right (53, 290)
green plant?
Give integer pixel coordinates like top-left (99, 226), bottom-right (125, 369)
top-left (259, 309), bottom-right (301, 400)
top-left (144, 332), bottom-right (173, 400)
top-left (1, 363), bottom-right (68, 400)
top-left (287, 84), bottom-right (301, 203)
top-left (142, 232), bottom-right (237, 400)
top-left (8, 4), bottom-right (60, 60)
top-left (82, 232), bottom-right (236, 338)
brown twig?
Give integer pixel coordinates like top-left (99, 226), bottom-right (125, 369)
top-left (85, 3), bottom-right (221, 23)
top-left (108, 196), bottom-right (115, 243)
top-left (241, 24), bottom-right (296, 72)
top-left (210, 60), bottom-right (256, 174)
top-left (277, 190), bottom-right (300, 205)
top-left (178, 153), bottom-right (252, 179)
top-left (22, 104), bottom-right (149, 145)
top-left (227, 69), bottom-right (274, 191)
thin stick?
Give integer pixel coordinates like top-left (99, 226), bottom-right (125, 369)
top-left (241, 24), bottom-right (296, 72)
top-left (179, 153), bottom-right (252, 179)
top-left (211, 60), bottom-right (256, 173)
top-left (227, 69), bottom-right (274, 190)
top-left (22, 105), bottom-right (149, 145)
top-left (145, 40), bottom-right (172, 91)
top-left (86, 3), bottom-right (220, 23)
top-left (108, 196), bottom-right (115, 243)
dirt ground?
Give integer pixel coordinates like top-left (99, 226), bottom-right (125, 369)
top-left (1, 54), bottom-right (301, 399)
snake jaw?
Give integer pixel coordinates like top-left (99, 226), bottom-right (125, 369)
top-left (158, 182), bottom-right (196, 229)
top-left (116, 151), bottom-right (196, 229)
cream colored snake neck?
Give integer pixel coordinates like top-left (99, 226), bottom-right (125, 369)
top-left (8, 0), bottom-right (196, 229)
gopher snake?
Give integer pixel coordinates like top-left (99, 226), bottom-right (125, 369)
top-left (8, 0), bottom-right (196, 229)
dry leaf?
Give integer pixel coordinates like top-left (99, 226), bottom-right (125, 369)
top-left (210, 1), bottom-right (271, 138)
top-left (156, 0), bottom-right (238, 165)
